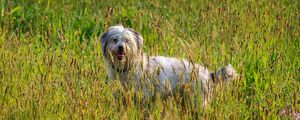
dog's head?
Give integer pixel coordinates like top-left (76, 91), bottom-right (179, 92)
top-left (101, 25), bottom-right (143, 63)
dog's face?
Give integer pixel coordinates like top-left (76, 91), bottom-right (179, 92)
top-left (101, 26), bottom-right (143, 63)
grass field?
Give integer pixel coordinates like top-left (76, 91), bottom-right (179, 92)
top-left (0, 0), bottom-right (299, 119)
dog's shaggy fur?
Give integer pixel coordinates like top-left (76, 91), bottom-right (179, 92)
top-left (101, 25), bottom-right (238, 102)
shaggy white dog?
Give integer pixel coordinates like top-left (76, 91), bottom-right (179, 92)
top-left (101, 25), bottom-right (238, 102)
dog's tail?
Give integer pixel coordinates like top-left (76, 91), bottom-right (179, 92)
top-left (210, 64), bottom-right (238, 84)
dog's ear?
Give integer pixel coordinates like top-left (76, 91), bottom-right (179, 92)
top-left (101, 32), bottom-right (109, 57)
top-left (127, 28), bottom-right (144, 52)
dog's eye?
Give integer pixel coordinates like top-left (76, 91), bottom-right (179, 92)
top-left (125, 39), bottom-right (130, 43)
top-left (113, 39), bottom-right (118, 43)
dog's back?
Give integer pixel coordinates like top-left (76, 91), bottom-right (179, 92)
top-left (143, 56), bottom-right (237, 95)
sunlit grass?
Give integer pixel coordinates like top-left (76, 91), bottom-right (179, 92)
top-left (0, 0), bottom-right (299, 119)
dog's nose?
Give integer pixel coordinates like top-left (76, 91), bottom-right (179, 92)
top-left (118, 46), bottom-right (124, 51)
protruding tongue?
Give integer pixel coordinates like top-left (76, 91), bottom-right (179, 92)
top-left (116, 51), bottom-right (125, 60)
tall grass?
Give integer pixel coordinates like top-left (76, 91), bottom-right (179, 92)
top-left (0, 0), bottom-right (299, 119)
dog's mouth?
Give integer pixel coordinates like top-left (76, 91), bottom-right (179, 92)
top-left (115, 51), bottom-right (125, 60)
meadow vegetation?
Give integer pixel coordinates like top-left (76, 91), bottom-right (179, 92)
top-left (0, 0), bottom-right (299, 119)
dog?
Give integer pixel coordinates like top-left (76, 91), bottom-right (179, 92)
top-left (100, 25), bottom-right (238, 103)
